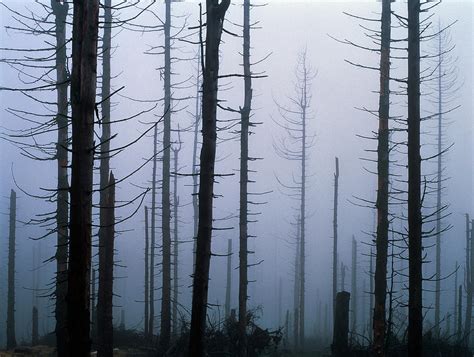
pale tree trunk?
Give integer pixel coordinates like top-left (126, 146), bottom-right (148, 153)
top-left (67, 0), bottom-right (100, 355)
top-left (149, 123), bottom-right (157, 339)
top-left (172, 146), bottom-right (180, 337)
top-left (97, 173), bottom-right (115, 357)
top-left (238, 0), bottom-right (251, 355)
top-left (51, 1), bottom-right (69, 354)
top-left (97, 0), bottom-right (113, 354)
top-left (225, 239), bottom-right (232, 318)
top-left (372, 0), bottom-right (391, 355)
top-left (7, 189), bottom-right (17, 350)
top-left (407, 0), bottom-right (422, 355)
top-left (351, 237), bottom-right (357, 334)
top-left (144, 206), bottom-right (150, 337)
top-left (188, 1), bottom-right (230, 354)
top-left (294, 217), bottom-right (301, 348)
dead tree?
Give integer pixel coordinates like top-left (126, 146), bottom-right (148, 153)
top-left (333, 157), bottom-right (339, 320)
top-left (458, 284), bottom-right (463, 341)
top-left (66, 0), bottom-right (100, 355)
top-left (50, 1), bottom-right (70, 354)
top-left (97, 172), bottom-right (115, 357)
top-left (464, 214), bottom-right (473, 343)
top-left (351, 237), bottom-right (357, 335)
top-left (454, 261), bottom-right (458, 335)
top-left (160, 0), bottom-right (173, 352)
top-left (97, 1), bottom-right (113, 355)
top-left (225, 238), bottom-right (232, 318)
top-left (32, 306), bottom-right (39, 346)
top-left (293, 216), bottom-right (301, 348)
top-left (192, 52), bottom-right (201, 269)
top-left (372, 1), bottom-right (391, 355)
top-left (172, 138), bottom-right (182, 337)
top-left (332, 291), bottom-right (350, 357)
top-left (7, 189), bottom-right (17, 350)
top-left (407, 0), bottom-right (422, 355)
top-left (188, 0), bottom-right (230, 354)
top-left (274, 49), bottom-right (315, 348)
top-left (144, 206), bottom-right (150, 337)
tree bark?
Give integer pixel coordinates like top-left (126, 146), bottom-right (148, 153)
top-left (97, 1), bottom-right (113, 354)
top-left (188, 1), bottom-right (230, 355)
top-left (160, 0), bottom-right (172, 352)
top-left (7, 189), bottom-right (17, 350)
top-left (225, 239), bottom-right (232, 318)
top-left (66, 0), bottom-right (99, 355)
top-left (407, 1), bottom-right (422, 355)
top-left (144, 206), bottom-right (150, 337)
top-left (97, 172), bottom-right (115, 357)
top-left (51, 1), bottom-right (70, 354)
top-left (372, 0), bottom-right (391, 355)
top-left (238, 0), bottom-right (252, 355)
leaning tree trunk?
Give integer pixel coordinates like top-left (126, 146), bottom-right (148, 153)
top-left (188, 1), bottom-right (230, 354)
top-left (7, 189), bottom-right (17, 350)
top-left (144, 206), bottom-right (150, 337)
top-left (97, 0), bottom-right (113, 355)
top-left (225, 239), bottom-right (232, 318)
top-left (238, 0), bottom-right (252, 355)
top-left (160, 0), bottom-right (172, 353)
top-left (51, 1), bottom-right (70, 355)
top-left (97, 172), bottom-right (115, 357)
top-left (372, 0), bottom-right (391, 354)
top-left (333, 157), bottom-right (339, 320)
top-left (407, 0), bottom-right (422, 355)
top-left (67, 0), bottom-right (100, 355)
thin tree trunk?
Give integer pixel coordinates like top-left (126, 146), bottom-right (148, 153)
top-left (32, 306), bottom-right (39, 346)
top-left (407, 0), bottom-right (422, 355)
top-left (172, 147), bottom-right (180, 337)
top-left (458, 285), bottom-right (463, 341)
top-left (188, 1), bottom-right (230, 355)
top-left (7, 189), bottom-right (17, 350)
top-left (91, 268), bottom-right (97, 341)
top-left (144, 206), bottom-right (150, 337)
top-left (192, 53), bottom-right (201, 269)
top-left (239, 0), bottom-right (251, 355)
top-left (225, 239), bottom-right (232, 318)
top-left (372, 0), bottom-right (391, 355)
top-left (67, 1), bottom-right (100, 355)
top-left (97, 1), bottom-right (112, 354)
top-left (51, 1), bottom-right (69, 354)
top-left (149, 124), bottom-right (157, 340)
top-left (351, 237), bottom-right (357, 334)
top-left (465, 214), bottom-right (473, 343)
top-left (97, 172), bottom-right (115, 357)
top-left (333, 157), bottom-right (339, 320)
top-left (160, 0), bottom-right (172, 353)
top-left (294, 216), bottom-right (301, 348)
top-left (454, 261), bottom-right (458, 336)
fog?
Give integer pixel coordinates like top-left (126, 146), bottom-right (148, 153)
top-left (0, 0), bottom-right (473, 355)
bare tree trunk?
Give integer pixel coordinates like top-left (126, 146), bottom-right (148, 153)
top-left (149, 125), bottom-right (157, 340)
top-left (67, 1), bottom-right (100, 355)
top-left (91, 268), bottom-right (97, 341)
top-left (333, 157), bottom-right (339, 320)
top-left (332, 291), bottom-right (350, 357)
top-left (172, 146), bottom-right (180, 337)
top-left (238, 0), bottom-right (252, 355)
top-left (144, 206), bottom-right (150, 337)
top-left (160, 0), bottom-right (172, 352)
top-left (369, 247), bottom-right (374, 340)
top-left (32, 306), bottom-right (39, 346)
top-left (51, 2), bottom-right (70, 354)
top-left (225, 239), bottom-right (232, 318)
top-left (7, 189), bottom-right (16, 350)
top-left (188, 1), bottom-right (230, 354)
top-left (458, 285), bottom-right (463, 341)
top-left (465, 214), bottom-right (473, 343)
top-left (372, 1), bottom-right (391, 355)
top-left (351, 237), bottom-right (357, 335)
top-left (407, 0), bottom-right (422, 355)
top-left (294, 216), bottom-right (301, 349)
top-left (97, 173), bottom-right (115, 357)
top-left (454, 261), bottom-right (458, 336)
top-left (97, 1), bottom-right (113, 355)
top-left (192, 53), bottom-right (201, 269)
top-left (341, 262), bottom-right (346, 291)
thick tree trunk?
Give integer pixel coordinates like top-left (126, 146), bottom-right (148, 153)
top-left (144, 206), bottom-right (150, 337)
top-left (32, 306), bottom-right (39, 346)
top-left (225, 239), bottom-right (232, 318)
top-left (372, 0), bottom-right (391, 355)
top-left (188, 1), bottom-right (230, 354)
top-left (333, 157), bottom-right (339, 320)
top-left (407, 1), bottom-right (422, 355)
top-left (160, 0), bottom-right (172, 353)
top-left (238, 0), bottom-right (251, 355)
top-left (67, 1), bottom-right (99, 355)
top-left (172, 147), bottom-right (180, 337)
top-left (51, 1), bottom-right (69, 355)
top-left (97, 172), bottom-right (115, 357)
top-left (351, 237), bottom-right (357, 334)
top-left (7, 189), bottom-right (17, 350)
top-left (97, 1), bottom-right (113, 355)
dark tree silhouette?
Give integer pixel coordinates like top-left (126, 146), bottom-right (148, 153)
top-left (7, 189), bottom-right (17, 350)
top-left (333, 157), bottom-right (339, 320)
